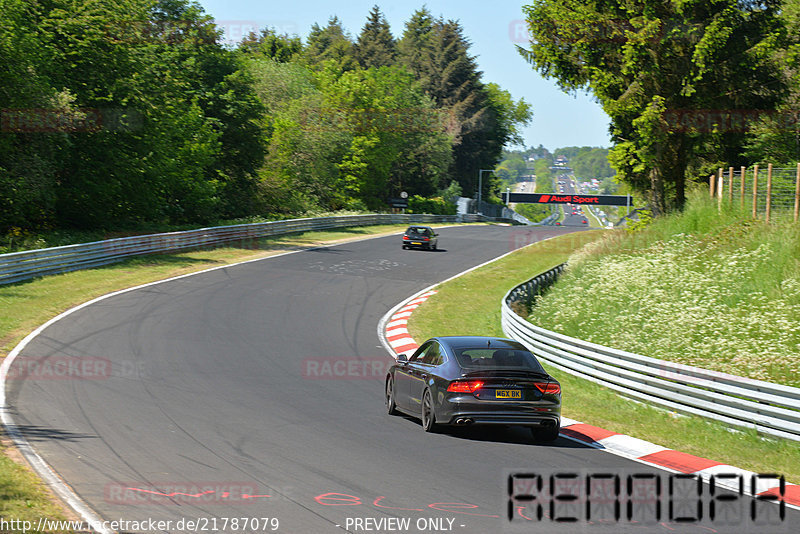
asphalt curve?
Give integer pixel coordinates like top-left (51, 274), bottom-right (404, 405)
top-left (6, 225), bottom-right (794, 534)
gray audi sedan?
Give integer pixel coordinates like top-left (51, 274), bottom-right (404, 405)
top-left (385, 336), bottom-right (561, 441)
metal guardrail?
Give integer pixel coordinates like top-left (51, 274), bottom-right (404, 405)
top-left (507, 210), bottom-right (533, 226)
top-left (501, 264), bottom-right (800, 441)
top-left (0, 213), bottom-right (463, 286)
top-left (537, 213), bottom-right (559, 225)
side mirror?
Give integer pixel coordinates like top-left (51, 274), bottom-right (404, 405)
top-left (396, 353), bottom-right (408, 363)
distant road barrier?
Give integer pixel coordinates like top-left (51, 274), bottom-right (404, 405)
top-left (501, 263), bottom-right (800, 441)
top-left (0, 213), bottom-right (482, 286)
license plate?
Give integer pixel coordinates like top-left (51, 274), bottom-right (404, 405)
top-left (496, 389), bottom-right (521, 399)
top-left (411, 242), bottom-right (422, 245)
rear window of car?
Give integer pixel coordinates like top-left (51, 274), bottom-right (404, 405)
top-left (455, 348), bottom-right (545, 373)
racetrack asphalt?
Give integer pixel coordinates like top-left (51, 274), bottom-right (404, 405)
top-left (6, 225), bottom-right (795, 533)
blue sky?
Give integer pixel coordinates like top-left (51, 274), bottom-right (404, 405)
top-left (197, 0), bottom-right (612, 151)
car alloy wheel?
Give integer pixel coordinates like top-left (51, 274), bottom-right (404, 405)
top-left (421, 389), bottom-right (437, 432)
top-left (386, 377), bottom-right (398, 415)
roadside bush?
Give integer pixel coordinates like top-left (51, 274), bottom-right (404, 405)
top-left (407, 195), bottom-right (456, 215)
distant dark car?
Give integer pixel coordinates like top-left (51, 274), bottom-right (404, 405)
top-left (402, 226), bottom-right (438, 250)
top-left (385, 336), bottom-right (561, 441)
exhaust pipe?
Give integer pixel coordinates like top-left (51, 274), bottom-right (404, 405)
top-left (455, 418), bottom-right (474, 425)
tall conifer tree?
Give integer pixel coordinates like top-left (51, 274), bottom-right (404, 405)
top-left (398, 8), bottom-right (435, 86)
top-left (304, 16), bottom-right (357, 71)
top-left (353, 5), bottom-right (397, 69)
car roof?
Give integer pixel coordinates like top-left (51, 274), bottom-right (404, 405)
top-left (430, 336), bottom-right (526, 351)
top-left (406, 225), bottom-right (433, 230)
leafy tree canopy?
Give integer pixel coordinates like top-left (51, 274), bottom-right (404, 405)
top-left (519, 0), bottom-right (786, 214)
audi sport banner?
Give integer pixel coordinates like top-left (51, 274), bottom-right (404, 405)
top-left (503, 192), bottom-right (631, 206)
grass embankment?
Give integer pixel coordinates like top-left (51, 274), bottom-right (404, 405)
top-left (583, 205), bottom-right (604, 228)
top-left (530, 193), bottom-right (800, 387)
top-left (408, 221), bottom-right (800, 483)
top-left (0, 222), bottom-right (430, 528)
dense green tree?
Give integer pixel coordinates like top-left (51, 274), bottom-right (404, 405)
top-left (0, 1), bottom-right (538, 234)
top-left (420, 18), bottom-right (513, 199)
top-left (1, 0), bottom-right (265, 230)
top-left (304, 16), bottom-right (357, 72)
top-left (239, 28), bottom-right (303, 62)
top-left (484, 83), bottom-right (533, 148)
top-left (745, 0), bottom-right (800, 164)
top-left (438, 180), bottom-right (462, 203)
top-left (495, 155), bottom-right (530, 183)
top-left (353, 5), bottom-right (397, 69)
top-left (569, 147), bottom-right (615, 180)
top-left (397, 7), bottom-right (436, 82)
top-left (59, 0), bottom-right (263, 226)
top-left (520, 0), bottom-right (786, 214)
top-left (321, 65), bottom-right (452, 208)
top-left (401, 15), bottom-right (531, 201)
top-left (247, 58), bottom-right (350, 211)
top-left (527, 144), bottom-right (552, 161)
top-left (0, 0), bottom-right (65, 230)
top-left (553, 146), bottom-right (614, 179)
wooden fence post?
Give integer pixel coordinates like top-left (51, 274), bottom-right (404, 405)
top-left (709, 174), bottom-right (715, 198)
top-left (795, 162), bottom-right (800, 223)
top-left (717, 167), bottom-right (723, 211)
top-left (766, 163), bottom-right (773, 223)
top-left (752, 165), bottom-right (759, 219)
top-left (728, 167), bottom-right (734, 202)
top-left (740, 166), bottom-right (746, 207)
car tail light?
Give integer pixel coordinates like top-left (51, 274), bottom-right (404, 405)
top-left (447, 380), bottom-right (484, 393)
top-left (423, 237), bottom-right (429, 241)
top-left (534, 382), bottom-right (561, 394)
top-left (403, 236), bottom-right (410, 240)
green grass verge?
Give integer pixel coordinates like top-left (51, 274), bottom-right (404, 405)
top-left (0, 443), bottom-right (74, 526)
top-left (529, 193), bottom-right (800, 387)
top-left (0, 222), bottom-right (460, 529)
top-left (555, 206), bottom-right (566, 223)
top-left (582, 205), bottom-right (604, 228)
top-left (407, 230), bottom-right (800, 483)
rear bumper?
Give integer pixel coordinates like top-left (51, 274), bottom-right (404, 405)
top-left (438, 396), bottom-right (561, 427)
top-left (443, 413), bottom-right (560, 427)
